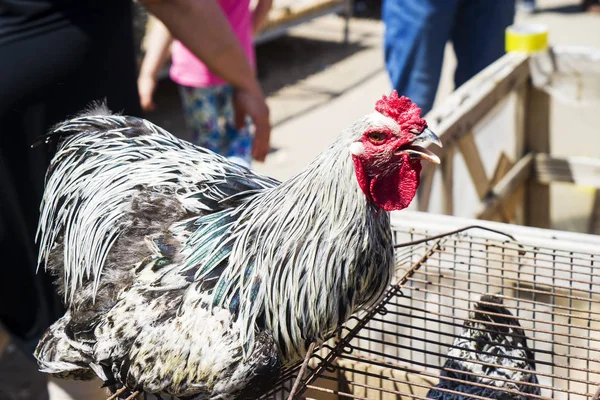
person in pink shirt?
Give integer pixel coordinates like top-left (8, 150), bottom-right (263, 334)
top-left (138, 0), bottom-right (272, 167)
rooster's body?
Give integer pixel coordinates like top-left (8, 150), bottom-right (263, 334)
top-left (426, 295), bottom-right (540, 400)
top-left (34, 94), bottom-right (440, 399)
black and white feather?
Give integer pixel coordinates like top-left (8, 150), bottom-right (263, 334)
top-left (426, 295), bottom-right (540, 400)
top-left (34, 105), bottom-right (396, 399)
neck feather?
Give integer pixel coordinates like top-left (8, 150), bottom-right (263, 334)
top-left (229, 138), bottom-right (394, 364)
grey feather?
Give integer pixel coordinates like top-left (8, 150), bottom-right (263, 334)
top-left (34, 106), bottom-right (399, 399)
top-left (427, 295), bottom-right (541, 400)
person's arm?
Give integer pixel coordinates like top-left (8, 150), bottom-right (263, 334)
top-left (140, 0), bottom-right (271, 162)
top-left (138, 17), bottom-right (173, 111)
top-left (141, 0), bottom-right (261, 97)
top-left (252, 0), bottom-right (273, 35)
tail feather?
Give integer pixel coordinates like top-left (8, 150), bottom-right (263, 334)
top-left (35, 105), bottom-right (168, 302)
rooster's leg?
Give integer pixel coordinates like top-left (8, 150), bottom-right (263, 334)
top-left (287, 342), bottom-right (316, 400)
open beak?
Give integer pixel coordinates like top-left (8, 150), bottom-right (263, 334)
top-left (395, 128), bottom-right (442, 164)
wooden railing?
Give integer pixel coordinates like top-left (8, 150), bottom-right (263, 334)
top-left (415, 51), bottom-right (600, 233)
top-left (256, 0), bottom-right (352, 45)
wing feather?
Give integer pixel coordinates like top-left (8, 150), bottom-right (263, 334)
top-left (38, 112), bottom-right (279, 303)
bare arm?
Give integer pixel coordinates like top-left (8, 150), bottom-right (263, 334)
top-left (252, 0), bottom-right (273, 35)
top-left (141, 0), bottom-right (261, 94)
top-left (140, 0), bottom-right (271, 161)
top-left (138, 17), bottom-right (173, 111)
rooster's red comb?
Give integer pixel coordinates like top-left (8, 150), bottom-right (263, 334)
top-left (375, 91), bottom-right (427, 131)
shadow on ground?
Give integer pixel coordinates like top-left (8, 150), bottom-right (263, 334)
top-left (257, 34), bottom-right (367, 95)
top-left (538, 4), bottom-right (585, 13)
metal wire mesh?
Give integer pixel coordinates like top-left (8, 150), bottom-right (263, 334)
top-left (101, 218), bottom-right (600, 400)
top-left (266, 222), bottom-right (600, 400)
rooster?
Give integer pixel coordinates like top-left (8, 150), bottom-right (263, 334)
top-left (33, 91), bottom-right (441, 399)
top-left (426, 295), bottom-right (540, 400)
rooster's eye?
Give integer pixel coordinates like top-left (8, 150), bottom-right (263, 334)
top-left (368, 132), bottom-right (387, 143)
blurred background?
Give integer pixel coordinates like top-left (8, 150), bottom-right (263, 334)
top-left (141, 0), bottom-right (599, 234)
top-left (1, 0), bottom-right (599, 399)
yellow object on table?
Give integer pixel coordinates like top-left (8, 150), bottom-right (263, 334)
top-left (505, 24), bottom-right (549, 53)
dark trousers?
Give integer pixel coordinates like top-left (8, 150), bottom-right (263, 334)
top-left (0, 0), bottom-right (141, 358)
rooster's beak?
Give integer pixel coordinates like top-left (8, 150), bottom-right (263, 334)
top-left (396, 128), bottom-right (442, 164)
top-left (413, 128), bottom-right (442, 148)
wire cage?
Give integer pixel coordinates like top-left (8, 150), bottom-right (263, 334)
top-left (262, 212), bottom-right (600, 400)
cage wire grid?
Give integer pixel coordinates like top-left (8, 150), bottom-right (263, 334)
top-left (261, 224), bottom-right (600, 400)
top-left (101, 224), bottom-right (600, 400)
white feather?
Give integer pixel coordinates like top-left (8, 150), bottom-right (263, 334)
top-left (349, 142), bottom-right (365, 155)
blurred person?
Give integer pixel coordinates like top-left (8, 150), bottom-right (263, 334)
top-left (138, 0), bottom-right (273, 168)
top-left (382, 0), bottom-right (516, 115)
top-left (0, 0), bottom-right (270, 398)
top-left (0, 3), bottom-right (143, 392)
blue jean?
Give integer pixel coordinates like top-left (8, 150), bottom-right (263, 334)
top-left (383, 0), bottom-right (515, 114)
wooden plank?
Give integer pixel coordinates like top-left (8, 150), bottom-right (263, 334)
top-left (489, 152), bottom-right (515, 222)
top-left (477, 153), bottom-right (535, 220)
top-left (441, 148), bottom-right (454, 214)
top-left (508, 184), bottom-right (526, 224)
top-left (514, 84), bottom-right (527, 160)
top-left (262, 0), bottom-right (344, 31)
top-left (534, 154), bottom-right (600, 189)
top-left (589, 190), bottom-right (600, 235)
top-left (423, 52), bottom-right (530, 155)
top-left (457, 134), bottom-right (489, 200)
top-left (391, 209), bottom-right (600, 254)
top-left (489, 153), bottom-right (514, 189)
top-left (512, 84), bottom-right (528, 225)
top-left (415, 52), bottom-right (529, 213)
top-left (524, 87), bottom-right (551, 229)
top-left (256, 1), bottom-right (349, 45)
top-left (417, 166), bottom-right (435, 212)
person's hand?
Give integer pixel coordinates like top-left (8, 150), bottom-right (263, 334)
top-left (138, 75), bottom-right (158, 112)
top-left (233, 88), bottom-right (271, 162)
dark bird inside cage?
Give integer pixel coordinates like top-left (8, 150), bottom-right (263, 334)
top-left (32, 92), bottom-right (442, 399)
top-left (426, 295), bottom-right (541, 400)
